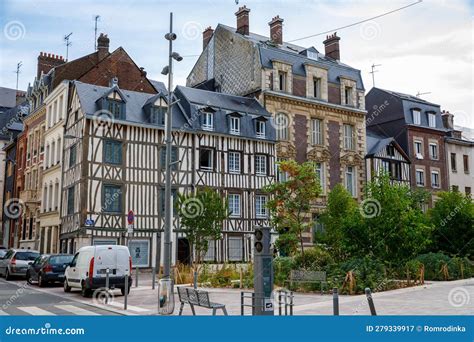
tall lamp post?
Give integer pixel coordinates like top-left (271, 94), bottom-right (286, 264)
top-left (158, 11), bottom-right (182, 315)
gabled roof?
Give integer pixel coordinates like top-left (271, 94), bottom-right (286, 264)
top-left (149, 80), bottom-right (167, 95)
top-left (217, 24), bottom-right (364, 90)
top-left (365, 129), bottom-right (410, 161)
top-left (0, 87), bottom-right (18, 108)
top-left (0, 102), bottom-right (29, 140)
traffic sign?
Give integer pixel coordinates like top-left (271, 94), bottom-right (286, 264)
top-left (85, 218), bottom-right (95, 226)
top-left (127, 210), bottom-right (134, 225)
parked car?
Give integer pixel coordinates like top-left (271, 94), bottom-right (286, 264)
top-left (0, 249), bottom-right (40, 280)
top-left (0, 249), bottom-right (7, 259)
top-left (27, 254), bottom-right (74, 287)
top-left (64, 245), bottom-right (132, 297)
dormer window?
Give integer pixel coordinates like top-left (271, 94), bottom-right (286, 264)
top-left (278, 71), bottom-right (287, 92)
top-left (344, 86), bottom-right (353, 106)
top-left (314, 78), bottom-right (322, 98)
top-left (229, 115), bottom-right (240, 135)
top-left (428, 113), bottom-right (436, 128)
top-left (202, 111), bottom-right (214, 131)
top-left (151, 106), bottom-right (166, 125)
top-left (108, 99), bottom-right (123, 119)
top-left (256, 119), bottom-right (266, 138)
top-left (413, 109), bottom-right (421, 125)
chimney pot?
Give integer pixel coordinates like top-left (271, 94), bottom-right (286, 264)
top-left (235, 5), bottom-right (250, 35)
top-left (202, 26), bottom-right (214, 50)
top-left (268, 15), bottom-right (284, 45)
top-left (97, 33), bottom-right (110, 61)
top-left (323, 32), bottom-right (341, 61)
top-left (37, 51), bottom-right (65, 78)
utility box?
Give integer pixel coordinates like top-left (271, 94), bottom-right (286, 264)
top-left (253, 226), bottom-right (274, 316)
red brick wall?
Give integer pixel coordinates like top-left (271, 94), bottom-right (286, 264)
top-left (407, 127), bottom-right (448, 192)
top-left (78, 49), bottom-right (156, 94)
top-left (328, 83), bottom-right (341, 104)
top-left (292, 77), bottom-right (306, 97)
top-left (328, 120), bottom-right (341, 188)
top-left (294, 114), bottom-right (307, 163)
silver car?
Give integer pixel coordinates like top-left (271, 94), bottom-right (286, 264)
top-left (0, 249), bottom-right (40, 280)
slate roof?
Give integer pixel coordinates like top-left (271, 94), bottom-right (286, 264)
top-left (366, 87), bottom-right (447, 131)
top-left (218, 24), bottom-right (364, 90)
top-left (149, 80), bottom-right (168, 95)
top-left (0, 87), bottom-right (18, 108)
top-left (0, 102), bottom-right (29, 140)
top-left (73, 81), bottom-right (275, 142)
top-left (174, 85), bottom-right (275, 141)
top-left (365, 129), bottom-right (410, 161)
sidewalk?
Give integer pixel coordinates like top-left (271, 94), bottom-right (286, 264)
top-left (98, 272), bottom-right (473, 316)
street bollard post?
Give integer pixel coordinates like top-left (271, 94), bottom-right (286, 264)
top-left (135, 266), bottom-right (139, 287)
top-left (289, 291), bottom-right (294, 316)
top-left (278, 291), bottom-right (282, 316)
top-left (365, 288), bottom-right (377, 316)
top-left (124, 274), bottom-right (128, 310)
top-left (105, 268), bottom-right (110, 304)
top-left (152, 267), bottom-right (156, 290)
top-left (333, 288), bottom-right (339, 315)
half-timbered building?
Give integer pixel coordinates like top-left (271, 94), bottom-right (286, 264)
top-left (365, 130), bottom-right (411, 185)
top-left (61, 80), bottom-right (275, 266)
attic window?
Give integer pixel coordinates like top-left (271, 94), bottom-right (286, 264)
top-left (256, 119), bottom-right (266, 138)
top-left (107, 99), bottom-right (123, 119)
top-left (412, 109), bottom-right (421, 125)
top-left (151, 106), bottom-right (166, 125)
top-left (307, 51), bottom-right (318, 60)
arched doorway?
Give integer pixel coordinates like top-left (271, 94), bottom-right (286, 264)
top-left (177, 238), bottom-right (191, 265)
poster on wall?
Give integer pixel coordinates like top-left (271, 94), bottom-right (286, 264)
top-left (128, 239), bottom-right (150, 267)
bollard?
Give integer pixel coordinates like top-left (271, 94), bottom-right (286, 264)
top-left (124, 274), bottom-right (128, 310)
top-left (333, 288), bottom-right (339, 316)
top-left (284, 291), bottom-right (288, 316)
top-left (240, 292), bottom-right (244, 316)
top-left (193, 270), bottom-right (198, 289)
top-left (365, 288), bottom-right (377, 316)
top-left (278, 291), bottom-right (282, 316)
top-left (289, 291), bottom-right (294, 316)
top-left (135, 266), bottom-right (139, 287)
top-left (152, 267), bottom-right (156, 290)
top-left (105, 268), bottom-right (110, 304)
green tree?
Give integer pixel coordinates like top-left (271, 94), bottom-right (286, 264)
top-left (429, 191), bottom-right (474, 258)
top-left (264, 160), bottom-right (321, 258)
top-left (321, 173), bottom-right (432, 264)
top-left (176, 187), bottom-right (229, 277)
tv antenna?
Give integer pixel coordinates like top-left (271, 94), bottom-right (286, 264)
top-left (94, 15), bottom-right (101, 50)
top-left (369, 63), bottom-right (381, 87)
top-left (64, 32), bottom-right (73, 61)
top-left (14, 61), bottom-right (22, 91)
top-left (416, 91), bottom-right (431, 97)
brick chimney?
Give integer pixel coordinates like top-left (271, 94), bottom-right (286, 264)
top-left (323, 32), bottom-right (341, 61)
top-left (269, 16), bottom-right (284, 45)
top-left (235, 6), bottom-right (250, 35)
top-left (37, 52), bottom-right (65, 78)
top-left (442, 110), bottom-right (454, 130)
top-left (97, 33), bottom-right (110, 61)
top-left (203, 26), bottom-right (214, 50)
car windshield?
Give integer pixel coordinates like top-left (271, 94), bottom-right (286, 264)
top-left (49, 255), bottom-right (74, 264)
top-left (15, 252), bottom-right (40, 261)
top-left (0, 250), bottom-right (6, 258)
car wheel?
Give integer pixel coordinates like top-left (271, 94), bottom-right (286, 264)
top-left (81, 282), bottom-right (91, 297)
top-left (5, 269), bottom-right (11, 281)
top-left (26, 271), bottom-right (34, 285)
top-left (38, 273), bottom-right (45, 287)
top-left (121, 287), bottom-right (130, 296)
top-left (64, 279), bottom-right (71, 292)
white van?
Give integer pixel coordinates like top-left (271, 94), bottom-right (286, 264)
top-left (64, 245), bottom-right (132, 297)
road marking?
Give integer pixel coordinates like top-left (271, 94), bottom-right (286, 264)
top-left (0, 310), bottom-right (8, 315)
top-left (55, 304), bottom-right (100, 316)
top-left (17, 306), bottom-right (56, 316)
top-left (108, 301), bottom-right (150, 312)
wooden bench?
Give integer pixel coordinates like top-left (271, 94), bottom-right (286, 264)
top-left (286, 270), bottom-right (327, 293)
top-left (177, 287), bottom-right (228, 316)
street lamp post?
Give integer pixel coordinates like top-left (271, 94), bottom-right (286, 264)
top-left (158, 11), bottom-right (182, 316)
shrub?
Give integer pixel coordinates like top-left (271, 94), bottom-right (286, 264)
top-left (293, 246), bottom-right (334, 270)
top-left (274, 257), bottom-right (294, 287)
top-left (410, 253), bottom-right (474, 280)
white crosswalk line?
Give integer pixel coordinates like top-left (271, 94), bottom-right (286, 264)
top-left (55, 304), bottom-right (99, 316)
top-left (17, 306), bottom-right (56, 315)
top-left (108, 301), bottom-right (150, 312)
top-left (0, 310), bottom-right (8, 315)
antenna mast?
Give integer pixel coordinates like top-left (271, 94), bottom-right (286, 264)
top-left (416, 91), bottom-right (431, 97)
top-left (64, 32), bottom-right (73, 61)
top-left (369, 63), bottom-right (381, 87)
top-left (15, 61), bottom-right (22, 91)
top-left (94, 15), bottom-right (101, 50)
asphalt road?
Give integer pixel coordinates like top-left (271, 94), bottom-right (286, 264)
top-left (0, 278), bottom-right (121, 316)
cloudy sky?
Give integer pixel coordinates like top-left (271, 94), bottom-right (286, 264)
top-left (1, 0), bottom-right (473, 127)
